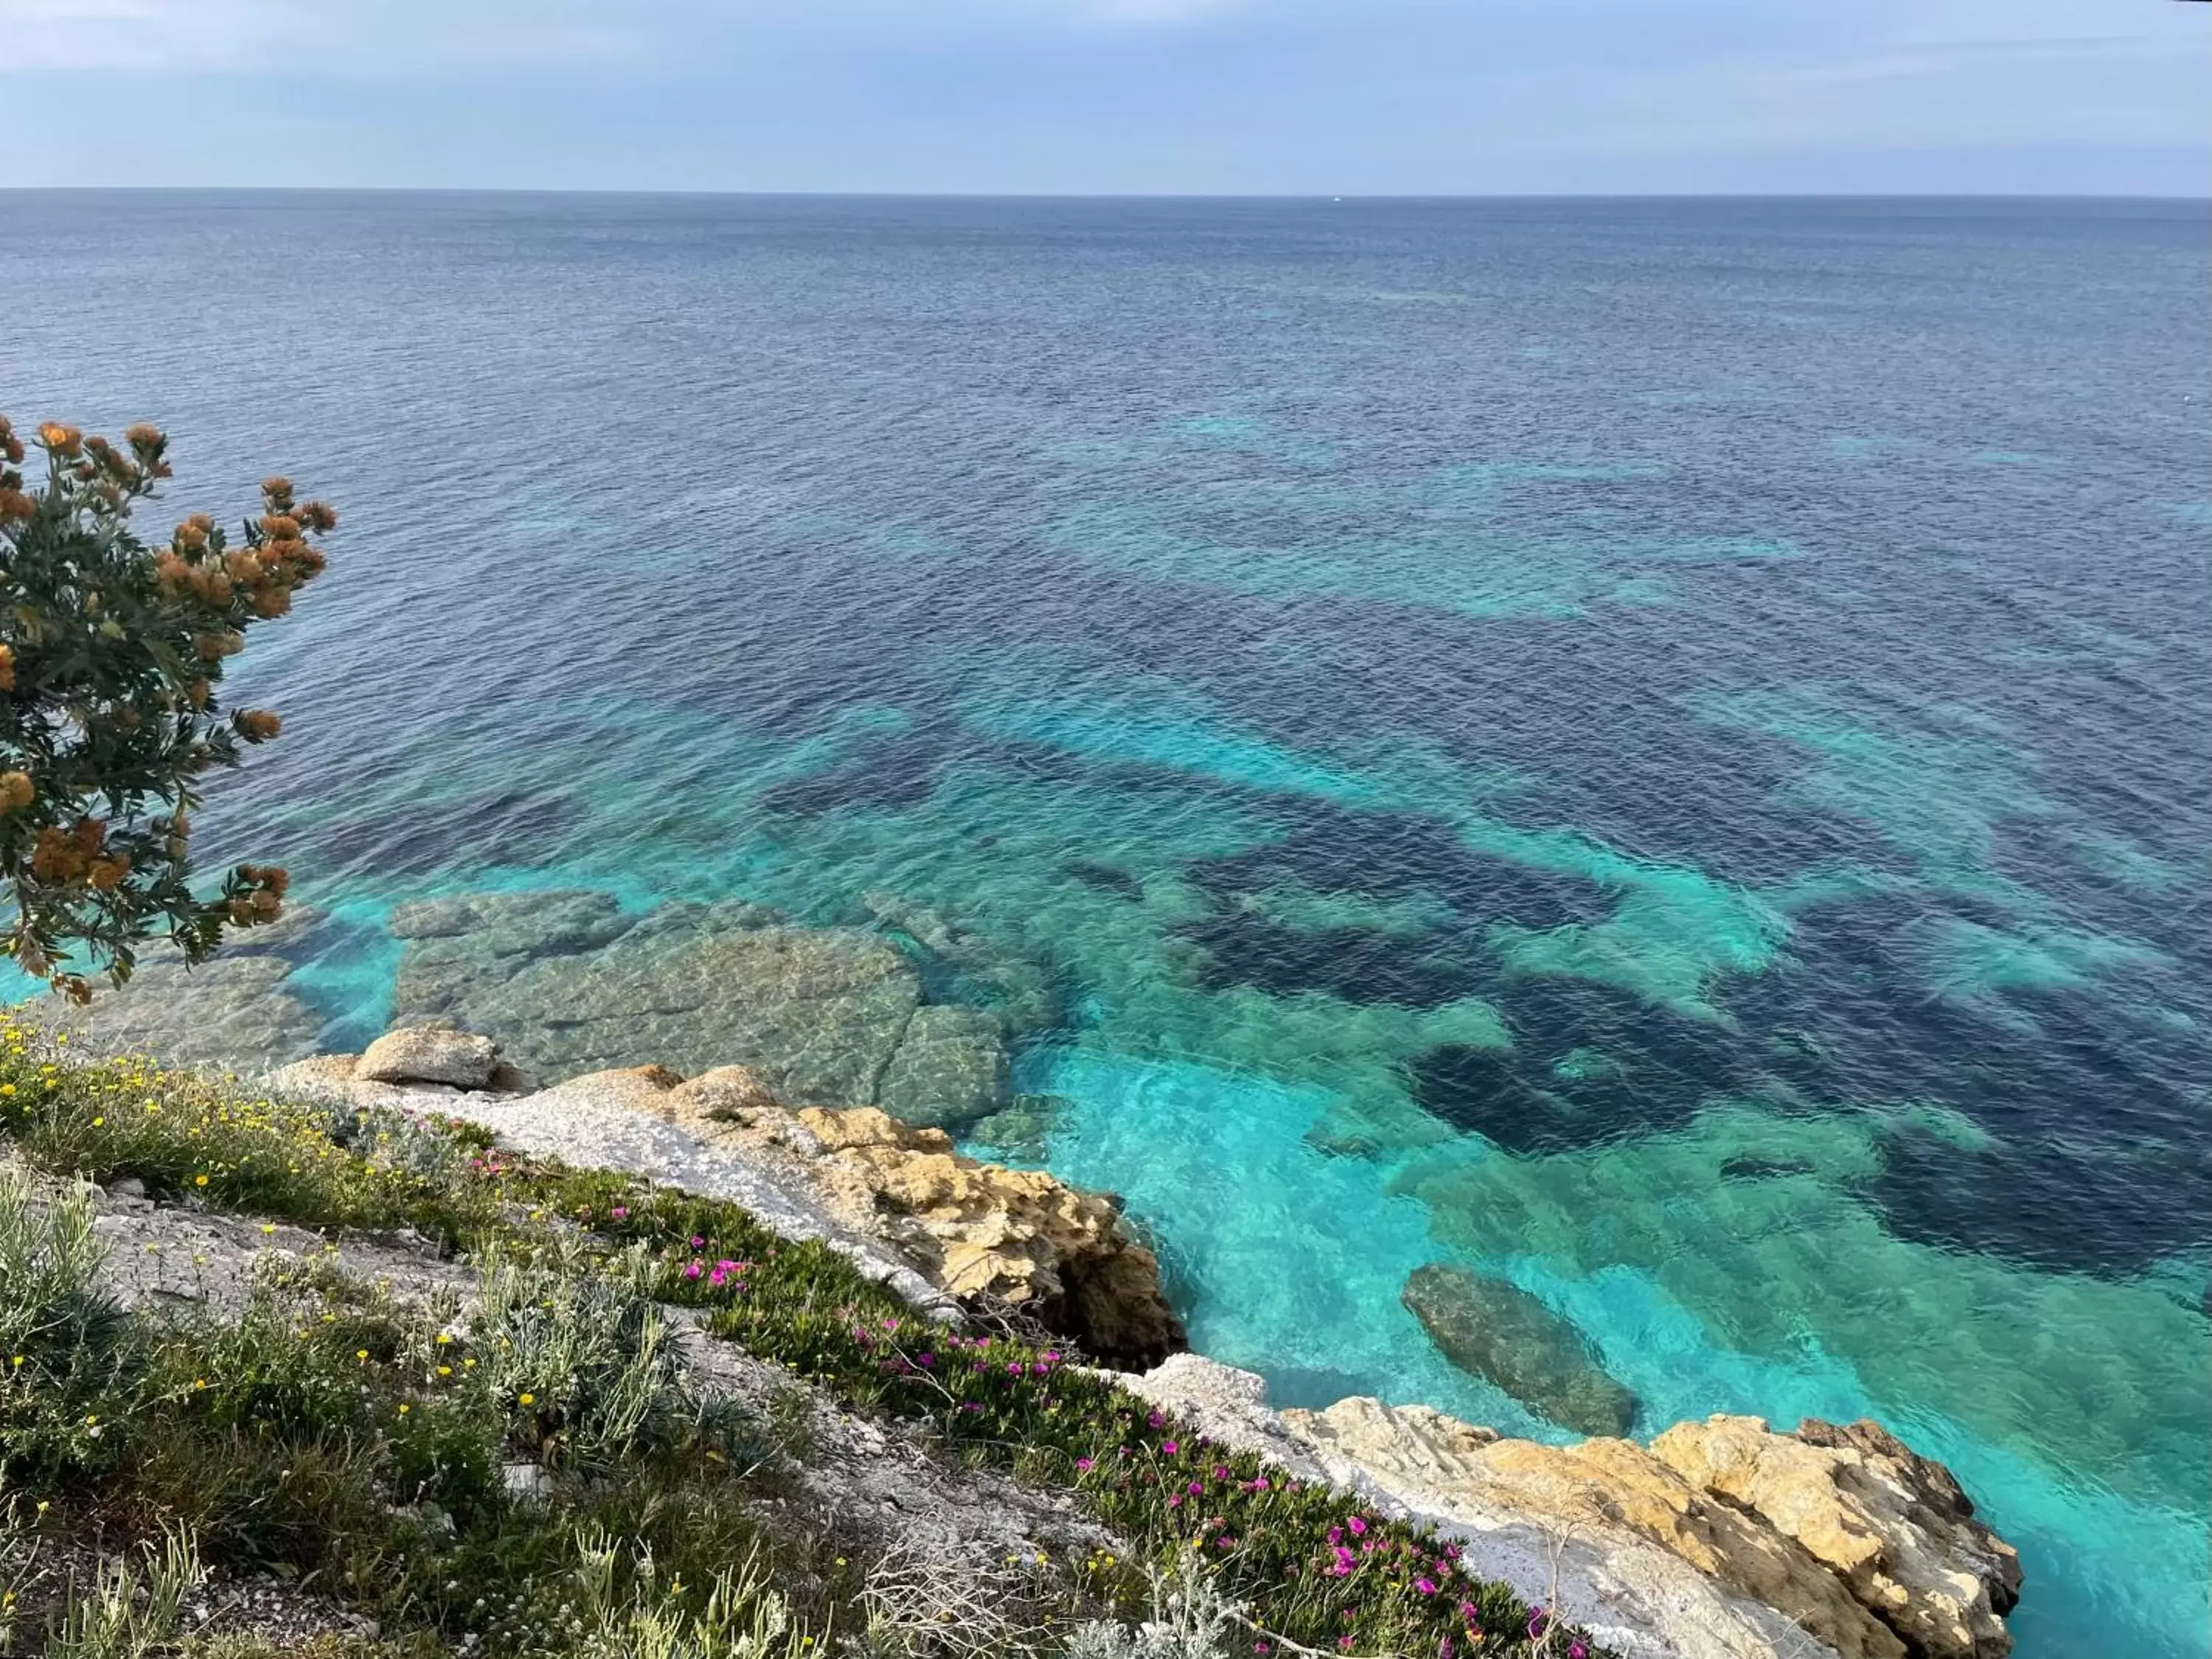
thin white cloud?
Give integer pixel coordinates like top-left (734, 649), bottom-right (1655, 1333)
top-left (0, 0), bottom-right (1253, 71)
top-left (0, 0), bottom-right (644, 71)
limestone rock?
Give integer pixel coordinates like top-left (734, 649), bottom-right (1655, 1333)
top-left (1120, 1354), bottom-right (1327, 1480)
top-left (633, 1074), bottom-right (1183, 1368)
top-left (1652, 1416), bottom-right (2021, 1659)
top-left (1402, 1263), bottom-right (1641, 1437)
top-left (358, 1027), bottom-right (501, 1089)
top-left (1287, 1397), bottom-right (1892, 1659)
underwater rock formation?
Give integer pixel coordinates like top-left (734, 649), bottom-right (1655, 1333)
top-left (1402, 1262), bottom-right (1641, 1436)
top-left (21, 905), bottom-right (331, 1070)
top-left (387, 890), bottom-right (1012, 1129)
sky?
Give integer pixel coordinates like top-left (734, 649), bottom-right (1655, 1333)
top-left (1, 0), bottom-right (2206, 195)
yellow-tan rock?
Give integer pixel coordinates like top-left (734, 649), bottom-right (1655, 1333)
top-left (1652, 1416), bottom-right (2021, 1659)
top-left (1286, 1396), bottom-right (1899, 1659)
top-left (647, 1068), bottom-right (1185, 1368)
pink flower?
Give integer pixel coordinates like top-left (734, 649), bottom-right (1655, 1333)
top-left (1162, 1440), bottom-right (1180, 1455)
top-left (1338, 1639), bottom-right (1354, 1652)
top-left (1570, 1646), bottom-right (1588, 1659)
top-left (1327, 1528), bottom-right (1343, 1545)
top-left (1169, 1495), bottom-right (1183, 1509)
top-left (1188, 1481), bottom-right (1203, 1494)
top-left (1147, 1412), bottom-right (1164, 1429)
top-left (1076, 1456), bottom-right (1094, 1472)
top-left (682, 1262), bottom-right (703, 1280)
top-left (1347, 1515), bottom-right (1368, 1536)
top-left (611, 1206), bottom-right (629, 1220)
top-left (917, 1352), bottom-right (935, 1367)
top-left (1415, 1578), bottom-right (1438, 1596)
top-left (689, 1235), bottom-right (706, 1249)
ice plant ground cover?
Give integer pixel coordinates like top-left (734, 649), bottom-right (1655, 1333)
top-left (0, 1012), bottom-right (1593, 1659)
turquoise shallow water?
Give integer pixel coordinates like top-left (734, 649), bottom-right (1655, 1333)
top-left (4, 192), bottom-right (2208, 1656)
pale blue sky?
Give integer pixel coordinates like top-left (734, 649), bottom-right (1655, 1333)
top-left (3, 0), bottom-right (2205, 194)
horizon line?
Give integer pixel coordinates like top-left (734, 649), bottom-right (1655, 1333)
top-left (4, 185), bottom-right (2210, 204)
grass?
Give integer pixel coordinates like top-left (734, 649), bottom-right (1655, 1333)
top-left (0, 1011), bottom-right (1598, 1659)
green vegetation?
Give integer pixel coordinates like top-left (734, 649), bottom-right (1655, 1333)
top-left (0, 414), bottom-right (324, 998)
top-left (0, 1015), bottom-right (1593, 1658)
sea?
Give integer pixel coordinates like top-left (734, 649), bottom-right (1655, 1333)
top-left (4, 192), bottom-right (2207, 1658)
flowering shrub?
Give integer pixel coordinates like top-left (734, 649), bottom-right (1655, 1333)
top-left (0, 412), bottom-right (330, 998)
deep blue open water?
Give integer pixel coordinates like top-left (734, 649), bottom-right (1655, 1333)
top-left (4, 192), bottom-right (2208, 1655)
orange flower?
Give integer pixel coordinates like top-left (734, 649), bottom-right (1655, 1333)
top-left (86, 855), bottom-right (131, 892)
top-left (260, 476), bottom-right (294, 509)
top-left (0, 771), bottom-right (32, 811)
top-left (29, 827), bottom-right (82, 883)
top-left (297, 501), bottom-right (338, 532)
top-left (37, 422), bottom-right (82, 456)
top-left (0, 489), bottom-right (31, 524)
top-left (124, 423), bottom-right (164, 453)
top-left (0, 643), bottom-right (13, 689)
top-left (239, 863), bottom-right (291, 899)
top-left (233, 709), bottom-right (282, 742)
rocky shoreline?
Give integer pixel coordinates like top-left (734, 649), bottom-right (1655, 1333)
top-left (27, 887), bottom-right (2024, 1659)
top-left (274, 1024), bottom-right (2022, 1659)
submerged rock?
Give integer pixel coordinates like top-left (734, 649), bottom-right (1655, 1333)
top-left (964, 1093), bottom-right (1071, 1163)
top-left (1402, 1262), bottom-right (1640, 1437)
top-left (23, 950), bottom-right (325, 1072)
top-left (875, 1006), bottom-right (1009, 1129)
top-left (385, 889), bottom-right (1012, 1130)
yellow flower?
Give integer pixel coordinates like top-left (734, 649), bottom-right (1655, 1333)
top-left (518, 1392), bottom-right (535, 1406)
top-left (397, 1404), bottom-right (411, 1416)
top-left (357, 1349), bottom-right (369, 1362)
top-left (436, 1366), bottom-right (451, 1377)
top-left (194, 1173), bottom-right (209, 1186)
top-left (0, 1085), bottom-right (13, 1096)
